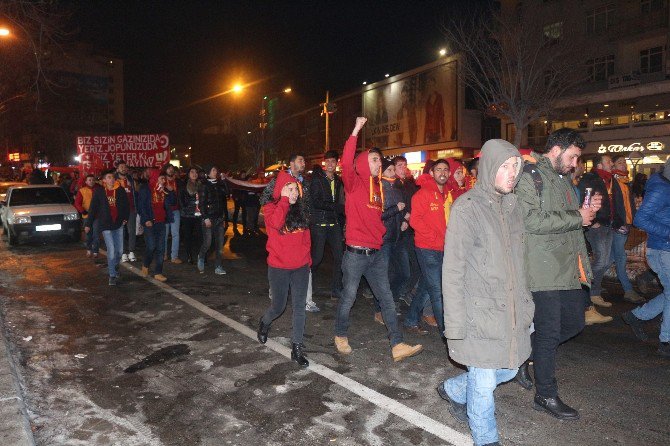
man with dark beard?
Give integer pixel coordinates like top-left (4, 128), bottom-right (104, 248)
top-left (514, 129), bottom-right (601, 420)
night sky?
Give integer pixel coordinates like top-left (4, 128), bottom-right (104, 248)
top-left (69, 0), bottom-right (478, 142)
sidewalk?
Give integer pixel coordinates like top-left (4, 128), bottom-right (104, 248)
top-left (0, 310), bottom-right (35, 446)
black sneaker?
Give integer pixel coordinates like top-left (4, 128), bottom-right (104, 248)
top-left (658, 342), bottom-right (670, 358)
top-left (108, 276), bottom-right (117, 286)
top-left (621, 311), bottom-right (649, 341)
top-left (436, 383), bottom-right (468, 424)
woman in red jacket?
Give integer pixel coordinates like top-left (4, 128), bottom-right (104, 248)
top-left (257, 171), bottom-right (311, 367)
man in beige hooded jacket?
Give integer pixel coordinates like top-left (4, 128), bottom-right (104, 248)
top-left (439, 139), bottom-right (534, 446)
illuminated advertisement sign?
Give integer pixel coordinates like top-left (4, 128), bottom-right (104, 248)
top-left (597, 141), bottom-right (665, 154)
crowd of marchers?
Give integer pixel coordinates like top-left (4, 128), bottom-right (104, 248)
top-left (66, 117), bottom-right (669, 446)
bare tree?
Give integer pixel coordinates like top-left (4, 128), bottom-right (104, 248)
top-left (442, 2), bottom-right (591, 147)
top-left (0, 0), bottom-right (69, 110)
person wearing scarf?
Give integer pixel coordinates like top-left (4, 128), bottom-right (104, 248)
top-left (179, 167), bottom-right (204, 265)
top-left (610, 156), bottom-right (645, 304)
top-left (257, 170), bottom-right (311, 367)
top-left (577, 154), bottom-right (619, 309)
top-left (335, 117), bottom-right (423, 362)
top-left (138, 168), bottom-right (175, 282)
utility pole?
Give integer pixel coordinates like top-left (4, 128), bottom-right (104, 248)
top-left (320, 91), bottom-right (337, 151)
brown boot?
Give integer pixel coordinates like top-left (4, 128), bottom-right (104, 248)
top-left (373, 312), bottom-right (386, 326)
top-left (171, 258), bottom-right (183, 264)
top-left (154, 274), bottom-right (168, 282)
top-left (585, 306), bottom-right (612, 325)
top-left (422, 315), bottom-right (438, 327)
top-left (140, 266), bottom-right (149, 277)
top-left (334, 336), bottom-right (352, 354)
top-left (392, 342), bottom-right (423, 362)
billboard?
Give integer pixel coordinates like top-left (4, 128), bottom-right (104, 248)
top-left (363, 60), bottom-right (458, 150)
top-left (76, 134), bottom-right (170, 171)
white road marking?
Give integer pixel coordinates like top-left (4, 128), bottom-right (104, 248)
top-left (120, 261), bottom-right (473, 446)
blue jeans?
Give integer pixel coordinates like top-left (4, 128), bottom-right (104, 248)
top-left (404, 247), bottom-right (444, 333)
top-left (633, 248), bottom-right (670, 342)
top-left (85, 216), bottom-right (100, 254)
top-left (144, 223), bottom-right (166, 274)
top-left (336, 249), bottom-right (403, 346)
top-left (585, 225), bottom-right (613, 297)
top-left (373, 240), bottom-right (411, 312)
top-left (102, 227), bottom-right (123, 278)
top-left (164, 210), bottom-right (180, 260)
top-left (610, 230), bottom-right (633, 292)
top-left (444, 367), bottom-right (518, 446)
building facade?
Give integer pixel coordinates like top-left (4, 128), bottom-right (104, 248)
top-left (504, 0), bottom-right (670, 176)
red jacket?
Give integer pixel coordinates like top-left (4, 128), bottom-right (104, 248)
top-left (341, 135), bottom-right (385, 249)
top-left (264, 171), bottom-right (311, 269)
top-left (445, 158), bottom-right (472, 201)
top-left (410, 174), bottom-right (450, 251)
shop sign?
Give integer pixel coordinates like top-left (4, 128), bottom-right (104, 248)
top-left (597, 141), bottom-right (665, 154)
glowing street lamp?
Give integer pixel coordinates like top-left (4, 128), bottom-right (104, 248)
top-left (232, 84), bottom-right (243, 93)
top-left (283, 87), bottom-right (292, 94)
top-left (0, 28), bottom-right (10, 37)
top-left (439, 48), bottom-right (447, 56)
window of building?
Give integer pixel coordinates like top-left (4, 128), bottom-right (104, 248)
top-left (543, 22), bottom-right (563, 45)
top-left (641, 0), bottom-right (667, 14)
top-left (640, 46), bottom-right (663, 73)
top-left (586, 4), bottom-right (615, 35)
top-left (587, 55), bottom-right (615, 81)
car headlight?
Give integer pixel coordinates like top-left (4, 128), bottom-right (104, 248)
top-left (13, 215), bottom-right (31, 224)
top-left (63, 212), bottom-right (80, 221)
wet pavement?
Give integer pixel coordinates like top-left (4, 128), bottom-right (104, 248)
top-left (0, 227), bottom-right (669, 446)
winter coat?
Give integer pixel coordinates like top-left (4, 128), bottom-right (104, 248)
top-left (201, 179), bottom-right (229, 221)
top-left (86, 184), bottom-right (130, 232)
top-left (114, 173), bottom-right (137, 211)
top-left (309, 166), bottom-right (344, 226)
top-left (443, 139), bottom-right (534, 369)
top-left (381, 178), bottom-right (406, 244)
top-left (515, 154), bottom-right (593, 291)
top-left (179, 179), bottom-right (204, 218)
top-left (633, 166), bottom-right (670, 252)
top-left (341, 135), bottom-right (385, 249)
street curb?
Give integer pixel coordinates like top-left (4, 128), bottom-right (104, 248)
top-left (0, 308), bottom-right (36, 446)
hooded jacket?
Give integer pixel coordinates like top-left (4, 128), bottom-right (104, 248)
top-left (410, 173), bottom-right (452, 251)
top-left (443, 139), bottom-right (534, 369)
top-left (515, 153), bottom-right (593, 291)
top-left (201, 176), bottom-right (229, 221)
top-left (633, 159), bottom-right (670, 252)
top-left (341, 135), bottom-right (385, 249)
top-left (114, 172), bottom-right (137, 211)
top-left (577, 170), bottom-right (622, 227)
top-left (179, 178), bottom-right (205, 218)
top-left (445, 158), bottom-right (472, 201)
top-left (74, 183), bottom-right (101, 218)
top-left (86, 182), bottom-right (130, 232)
top-left (264, 170), bottom-right (312, 269)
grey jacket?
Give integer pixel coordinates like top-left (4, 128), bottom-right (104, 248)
top-left (443, 139), bottom-right (534, 369)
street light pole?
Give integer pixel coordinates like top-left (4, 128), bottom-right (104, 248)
top-left (260, 96), bottom-right (267, 170)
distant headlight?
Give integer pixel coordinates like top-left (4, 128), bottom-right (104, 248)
top-left (63, 212), bottom-right (80, 221)
top-left (13, 215), bottom-right (31, 224)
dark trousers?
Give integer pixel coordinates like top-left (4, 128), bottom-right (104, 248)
top-left (336, 249), bottom-right (403, 346)
top-left (404, 247), bottom-right (444, 333)
top-left (373, 239), bottom-right (411, 312)
top-left (531, 289), bottom-right (586, 398)
top-left (181, 216), bottom-right (202, 260)
top-left (246, 206), bottom-right (259, 232)
top-left (143, 222), bottom-right (166, 274)
top-left (262, 264), bottom-right (310, 344)
top-left (199, 218), bottom-right (225, 267)
top-left (310, 224), bottom-right (344, 298)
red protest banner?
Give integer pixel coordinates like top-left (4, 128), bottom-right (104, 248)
top-left (76, 134), bottom-right (170, 172)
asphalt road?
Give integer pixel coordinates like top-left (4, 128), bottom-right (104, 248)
top-left (0, 229), bottom-right (669, 446)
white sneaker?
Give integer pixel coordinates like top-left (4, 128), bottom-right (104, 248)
top-left (121, 253), bottom-right (129, 263)
top-left (305, 301), bottom-right (320, 313)
top-left (128, 252), bottom-right (137, 262)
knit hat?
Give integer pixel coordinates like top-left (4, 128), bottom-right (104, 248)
top-left (381, 158), bottom-right (393, 174)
